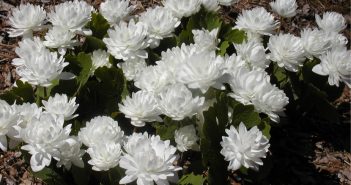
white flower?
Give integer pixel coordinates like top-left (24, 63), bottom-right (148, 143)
top-left (118, 58), bottom-right (147, 81)
top-left (7, 4), bottom-right (46, 38)
top-left (100, 0), bottom-right (134, 25)
top-left (119, 91), bottom-right (162, 127)
top-left (192, 28), bottom-right (219, 52)
top-left (78, 116), bottom-right (124, 147)
top-left (235, 7), bottom-right (279, 40)
top-left (174, 125), bottom-right (200, 152)
top-left (223, 54), bottom-right (246, 74)
top-left (158, 44), bottom-right (198, 78)
top-left (87, 142), bottom-right (122, 171)
top-left (8, 103), bottom-right (42, 141)
top-left (270, 0), bottom-right (297, 18)
top-left (228, 67), bottom-right (288, 122)
top-left (312, 47), bottom-right (351, 87)
top-left (300, 28), bottom-right (332, 59)
top-left (315, 12), bottom-right (346, 33)
top-left (43, 26), bottom-right (78, 55)
top-left (91, 49), bottom-right (112, 72)
top-left (0, 100), bottom-right (17, 151)
top-left (15, 47), bottom-right (68, 87)
top-left (42, 94), bottom-right (79, 120)
top-left (139, 6), bottom-right (180, 48)
top-left (56, 137), bottom-right (85, 170)
top-left (176, 51), bottom-right (225, 93)
top-left (220, 123), bottom-right (270, 171)
top-left (268, 33), bottom-right (305, 72)
top-left (218, 0), bottom-right (240, 6)
top-left (163, 0), bottom-right (201, 18)
top-left (134, 65), bottom-right (173, 93)
top-left (48, 0), bottom-right (93, 35)
top-left (12, 37), bottom-right (46, 67)
top-left (119, 133), bottom-right (181, 185)
top-left (20, 113), bottom-right (71, 172)
top-left (103, 20), bottom-right (149, 60)
top-left (234, 40), bottom-right (269, 69)
top-left (325, 31), bottom-right (348, 48)
top-left (252, 85), bottom-right (289, 122)
top-left (158, 84), bottom-right (205, 120)
top-left (228, 67), bottom-right (270, 105)
top-left (201, 0), bottom-right (220, 12)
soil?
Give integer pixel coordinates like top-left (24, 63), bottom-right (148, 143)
top-left (0, 0), bottom-right (350, 184)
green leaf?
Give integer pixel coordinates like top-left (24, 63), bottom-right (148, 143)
top-left (300, 83), bottom-right (340, 123)
top-left (78, 67), bottom-right (125, 117)
top-left (0, 80), bottom-right (34, 104)
top-left (204, 12), bottom-right (222, 31)
top-left (88, 13), bottom-right (110, 39)
top-left (179, 173), bottom-right (205, 185)
top-left (31, 167), bottom-right (69, 185)
top-left (231, 103), bottom-right (261, 128)
top-left (224, 29), bottom-right (246, 44)
top-left (258, 118), bottom-right (271, 139)
top-left (82, 36), bottom-right (107, 53)
top-left (154, 120), bottom-right (179, 141)
top-left (200, 90), bottom-right (228, 185)
top-left (218, 41), bottom-right (229, 56)
top-left (75, 52), bottom-right (93, 88)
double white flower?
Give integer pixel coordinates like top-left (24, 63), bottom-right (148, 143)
top-left (119, 91), bottom-right (162, 127)
top-left (163, 0), bottom-right (201, 18)
top-left (42, 93), bottom-right (79, 121)
top-left (104, 20), bottom-right (149, 60)
top-left (220, 123), bottom-right (270, 171)
top-left (312, 47), bottom-right (351, 87)
top-left (228, 67), bottom-right (289, 122)
top-left (48, 0), bottom-right (93, 35)
top-left (270, 0), bottom-right (298, 18)
top-left (235, 7), bottom-right (279, 41)
top-left (100, 0), bottom-right (134, 25)
top-left (268, 33), bottom-right (305, 72)
top-left (8, 4), bottom-right (47, 38)
top-left (174, 125), bottom-right (200, 152)
top-left (119, 132), bottom-right (181, 185)
top-left (139, 6), bottom-right (181, 48)
top-left (158, 84), bottom-right (205, 121)
top-left (0, 100), bottom-right (18, 151)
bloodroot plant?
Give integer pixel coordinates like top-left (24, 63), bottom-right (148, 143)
top-left (1, 0), bottom-right (349, 184)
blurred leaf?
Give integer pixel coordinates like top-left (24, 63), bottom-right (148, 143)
top-left (224, 29), bottom-right (246, 44)
top-left (302, 59), bottom-right (343, 101)
top-left (232, 104), bottom-right (261, 128)
top-left (179, 173), bottom-right (205, 185)
top-left (300, 83), bottom-right (340, 123)
top-left (71, 165), bottom-right (90, 185)
top-left (0, 80), bottom-right (34, 104)
top-left (51, 79), bottom-right (79, 97)
top-left (75, 52), bottom-right (92, 88)
top-left (258, 118), bottom-right (271, 139)
top-left (32, 167), bottom-right (69, 185)
top-left (200, 91), bottom-right (228, 185)
top-left (78, 67), bottom-right (125, 118)
top-left (218, 41), bottom-right (229, 56)
top-left (88, 13), bottom-right (110, 39)
top-left (204, 12), bottom-right (222, 31)
top-left (154, 118), bottom-right (179, 141)
top-left (82, 36), bottom-right (107, 53)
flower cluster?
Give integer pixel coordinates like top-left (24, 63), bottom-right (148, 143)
top-left (4, 0), bottom-right (350, 183)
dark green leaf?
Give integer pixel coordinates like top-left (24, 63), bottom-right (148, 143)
top-left (224, 29), bottom-right (246, 44)
top-left (82, 36), bottom-right (107, 53)
top-left (218, 41), bottom-right (229, 56)
top-left (32, 167), bottom-right (69, 185)
top-left (0, 80), bottom-right (34, 104)
top-left (179, 173), bottom-right (205, 185)
top-left (88, 13), bottom-right (110, 39)
top-left (231, 104), bottom-right (261, 128)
